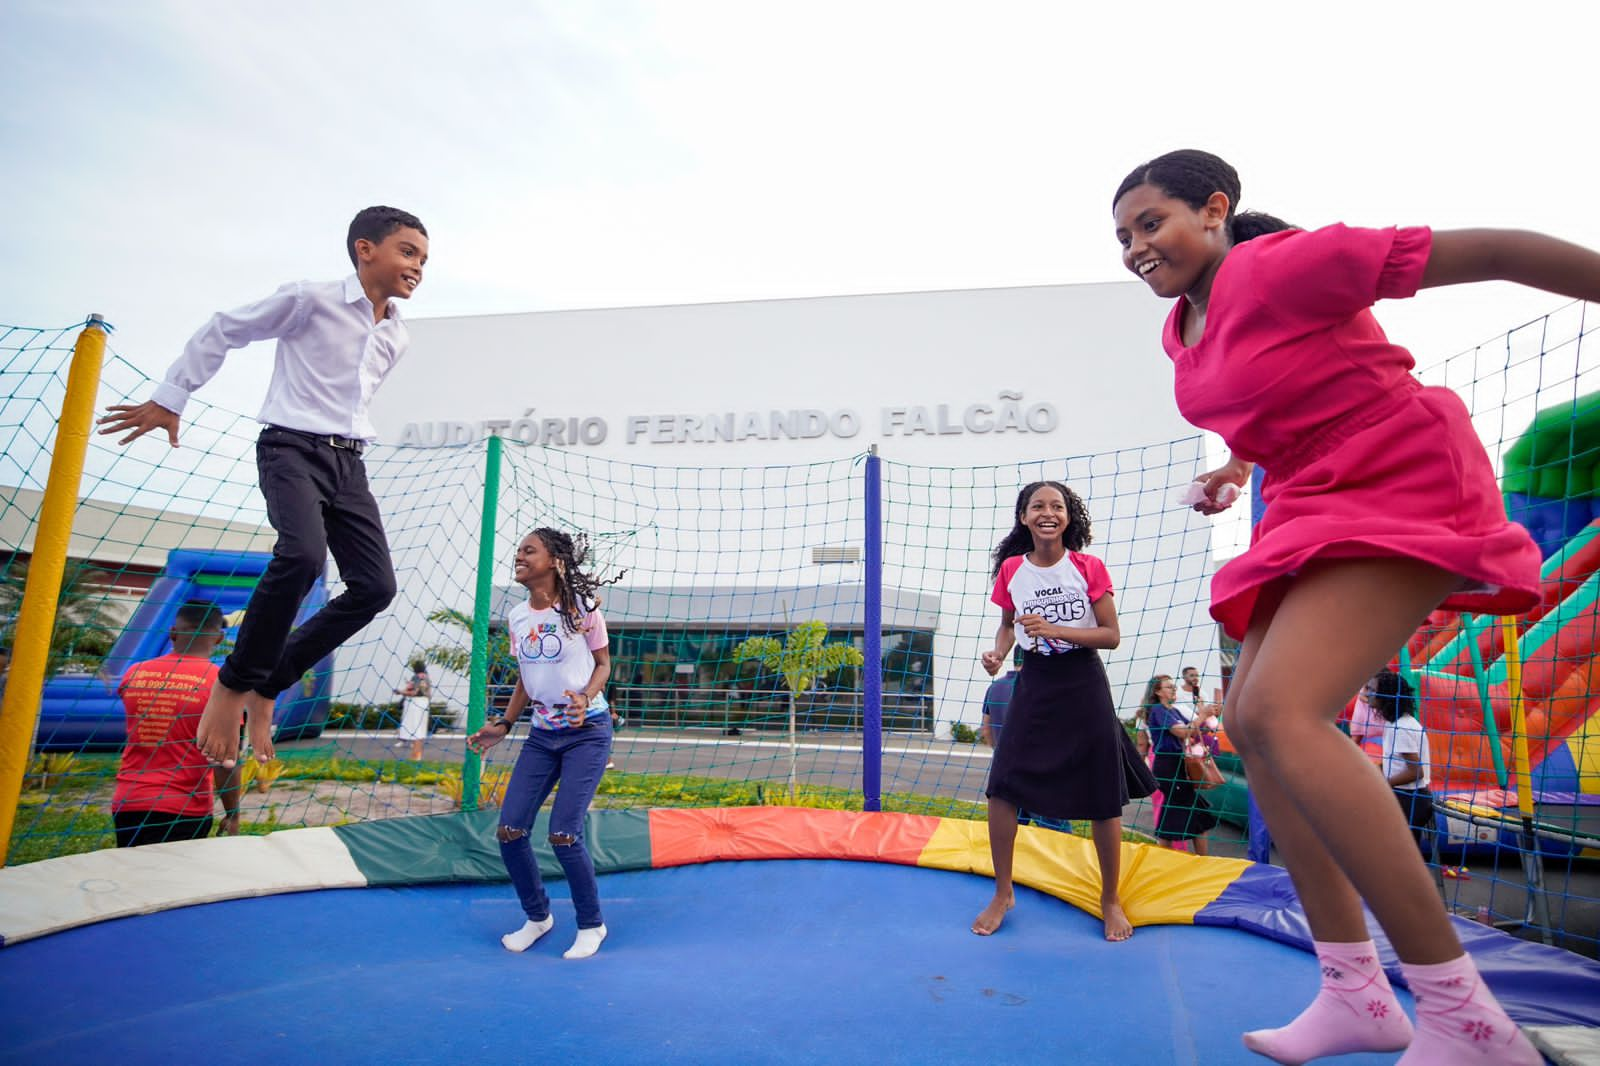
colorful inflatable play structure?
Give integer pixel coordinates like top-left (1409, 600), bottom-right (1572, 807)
top-left (33, 549), bottom-right (333, 751)
top-left (1395, 392), bottom-right (1600, 860)
top-left (1256, 394), bottom-right (1600, 864)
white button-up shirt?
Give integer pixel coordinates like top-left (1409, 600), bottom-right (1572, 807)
top-left (152, 274), bottom-right (409, 441)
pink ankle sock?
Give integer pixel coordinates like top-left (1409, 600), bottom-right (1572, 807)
top-left (1242, 939), bottom-right (1412, 1064)
top-left (1396, 954), bottom-right (1541, 1064)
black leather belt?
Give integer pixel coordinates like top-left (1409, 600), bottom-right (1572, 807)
top-left (266, 425), bottom-right (366, 455)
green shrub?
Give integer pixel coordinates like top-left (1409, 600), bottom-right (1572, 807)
top-left (950, 722), bottom-right (981, 744)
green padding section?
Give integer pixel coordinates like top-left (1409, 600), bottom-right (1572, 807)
top-left (1501, 391), bottom-right (1600, 498)
top-left (190, 573), bottom-right (262, 588)
top-left (333, 808), bottom-right (654, 886)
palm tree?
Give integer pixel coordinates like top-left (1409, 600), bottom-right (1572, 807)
top-left (0, 558), bottom-right (121, 676)
top-left (423, 606), bottom-right (515, 707)
top-left (734, 620), bottom-right (864, 799)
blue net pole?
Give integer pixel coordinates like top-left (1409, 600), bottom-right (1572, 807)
top-left (862, 445), bottom-right (883, 812)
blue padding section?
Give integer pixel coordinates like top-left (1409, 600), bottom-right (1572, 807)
top-left (1532, 742), bottom-right (1580, 795)
top-left (1198, 862), bottom-right (1600, 1027)
top-left (1504, 493), bottom-right (1600, 558)
top-left (0, 860), bottom-right (1418, 1065)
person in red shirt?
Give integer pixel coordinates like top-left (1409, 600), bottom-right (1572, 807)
top-left (112, 601), bottom-right (241, 847)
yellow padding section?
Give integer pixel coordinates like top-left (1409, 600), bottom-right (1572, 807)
top-left (918, 819), bottom-right (1250, 927)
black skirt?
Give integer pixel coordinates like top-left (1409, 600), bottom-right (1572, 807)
top-left (1152, 749), bottom-right (1219, 841)
top-left (987, 649), bottom-right (1156, 822)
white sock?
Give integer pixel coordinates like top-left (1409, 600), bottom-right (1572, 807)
top-left (563, 924), bottom-right (608, 959)
top-left (501, 916), bottom-right (553, 953)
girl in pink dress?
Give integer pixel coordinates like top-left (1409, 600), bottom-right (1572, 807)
top-left (1112, 149), bottom-right (1600, 1066)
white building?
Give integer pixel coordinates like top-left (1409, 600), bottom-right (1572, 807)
top-left (361, 281), bottom-right (1227, 732)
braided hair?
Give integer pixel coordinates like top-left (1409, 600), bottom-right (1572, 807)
top-left (989, 481), bottom-right (1093, 578)
top-left (529, 527), bottom-right (626, 635)
top-left (1112, 149), bottom-right (1295, 245)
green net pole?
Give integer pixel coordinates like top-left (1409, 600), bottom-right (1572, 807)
top-left (1462, 617), bottom-right (1511, 790)
top-left (460, 433), bottom-right (503, 812)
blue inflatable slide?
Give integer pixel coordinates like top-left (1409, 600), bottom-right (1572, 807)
top-left (35, 549), bottom-right (332, 751)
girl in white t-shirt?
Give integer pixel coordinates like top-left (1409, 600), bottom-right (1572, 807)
top-left (1369, 669), bottom-right (1435, 856)
top-left (469, 528), bottom-right (622, 960)
top-left (975, 480), bottom-right (1155, 943)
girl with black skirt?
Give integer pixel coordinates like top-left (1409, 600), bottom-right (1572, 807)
top-left (1143, 674), bottom-right (1219, 855)
top-left (975, 481), bottom-right (1156, 942)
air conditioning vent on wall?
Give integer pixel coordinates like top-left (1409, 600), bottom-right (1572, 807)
top-left (811, 545), bottom-right (861, 565)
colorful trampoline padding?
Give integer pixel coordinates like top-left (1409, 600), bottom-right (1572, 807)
top-left (1, 806), bottom-right (1596, 1029)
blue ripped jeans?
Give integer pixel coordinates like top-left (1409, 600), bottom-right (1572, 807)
top-left (498, 717), bottom-right (613, 929)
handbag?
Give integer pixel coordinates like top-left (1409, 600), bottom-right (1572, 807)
top-left (1183, 740), bottom-right (1225, 790)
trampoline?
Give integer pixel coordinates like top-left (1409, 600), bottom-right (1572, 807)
top-left (2, 808), bottom-right (1598, 1065)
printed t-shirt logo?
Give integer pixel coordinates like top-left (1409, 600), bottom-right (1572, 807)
top-left (519, 622), bottom-right (564, 661)
top-left (1019, 581), bottom-right (1088, 655)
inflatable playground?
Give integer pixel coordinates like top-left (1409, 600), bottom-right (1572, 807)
top-left (3, 319), bottom-right (1599, 1062)
top-left (1386, 395), bottom-right (1600, 861)
top-left (33, 549), bottom-right (333, 751)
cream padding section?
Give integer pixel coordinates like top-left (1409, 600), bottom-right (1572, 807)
top-left (0, 827), bottom-right (366, 946)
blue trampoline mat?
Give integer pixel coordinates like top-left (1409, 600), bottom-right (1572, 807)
top-left (0, 859), bottom-right (1414, 1065)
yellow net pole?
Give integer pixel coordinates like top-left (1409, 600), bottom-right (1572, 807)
top-left (0, 317), bottom-right (108, 864)
top-left (1497, 617), bottom-right (1535, 820)
top-left (1499, 614), bottom-right (1553, 940)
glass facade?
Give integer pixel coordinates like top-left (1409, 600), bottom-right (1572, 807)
top-left (491, 623), bottom-right (934, 733)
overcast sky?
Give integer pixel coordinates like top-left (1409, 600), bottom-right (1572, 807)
top-left (4, 1), bottom-right (1597, 415)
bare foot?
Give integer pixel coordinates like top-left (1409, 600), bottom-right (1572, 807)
top-left (243, 691), bottom-right (276, 762)
top-left (1102, 899), bottom-right (1133, 942)
top-left (971, 892), bottom-right (1015, 935)
top-left (196, 683), bottom-right (249, 767)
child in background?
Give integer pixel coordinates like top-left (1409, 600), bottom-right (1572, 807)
top-left (1110, 147), bottom-right (1600, 1063)
top-left (112, 601), bottom-right (241, 846)
top-left (976, 481), bottom-right (1155, 942)
top-left (469, 529), bottom-right (621, 960)
top-left (1368, 670), bottom-right (1436, 857)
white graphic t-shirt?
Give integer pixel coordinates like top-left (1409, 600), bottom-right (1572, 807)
top-left (1381, 715), bottom-right (1431, 791)
top-left (991, 552), bottom-right (1113, 655)
top-left (507, 599), bottom-right (610, 729)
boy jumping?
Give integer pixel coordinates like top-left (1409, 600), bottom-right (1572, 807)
top-left (99, 206), bottom-right (429, 766)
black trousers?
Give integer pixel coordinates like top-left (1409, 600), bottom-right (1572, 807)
top-left (217, 427), bottom-right (396, 698)
top-left (1394, 786), bottom-right (1437, 854)
top-left (114, 810), bottom-right (213, 848)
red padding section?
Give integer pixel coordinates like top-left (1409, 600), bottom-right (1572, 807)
top-left (648, 807), bottom-right (942, 869)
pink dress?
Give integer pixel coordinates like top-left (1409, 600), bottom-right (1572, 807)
top-left (1162, 224), bottom-right (1541, 639)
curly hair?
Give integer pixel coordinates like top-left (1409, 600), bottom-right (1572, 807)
top-left (529, 527), bottom-right (626, 635)
top-left (989, 481), bottom-right (1093, 578)
top-left (1112, 149), bottom-right (1295, 245)
top-left (1367, 669), bottom-right (1419, 723)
